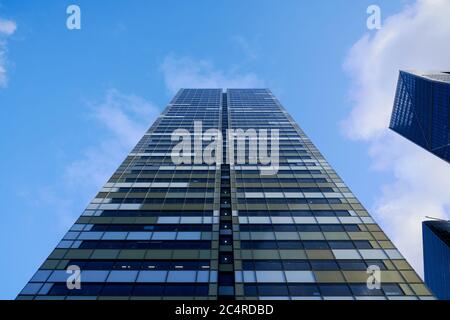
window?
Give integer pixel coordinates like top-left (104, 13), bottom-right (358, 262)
top-left (338, 261), bottom-right (367, 270)
top-left (255, 271), bottom-right (285, 283)
top-left (101, 284), bottom-right (133, 296)
top-left (350, 284), bottom-right (383, 296)
top-left (289, 284), bottom-right (320, 296)
top-left (310, 260), bottom-right (339, 271)
top-left (73, 284), bottom-right (103, 296)
top-left (254, 260), bottom-right (283, 270)
top-left (137, 271), bottom-right (168, 282)
top-left (382, 284), bottom-right (404, 296)
top-left (167, 270), bottom-right (197, 282)
top-left (329, 241), bottom-right (354, 249)
top-left (244, 284), bottom-right (258, 296)
top-left (82, 270), bottom-right (110, 282)
top-left (283, 260), bottom-right (311, 270)
top-left (319, 284), bottom-right (351, 296)
top-left (133, 285), bottom-right (164, 296)
top-left (284, 271), bottom-right (315, 283)
top-left (107, 271), bottom-right (138, 282)
top-left (164, 285), bottom-right (196, 296)
top-left (258, 284), bottom-right (289, 296)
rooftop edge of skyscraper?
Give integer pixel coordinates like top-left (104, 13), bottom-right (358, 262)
top-left (422, 220), bottom-right (450, 300)
top-left (389, 70), bottom-right (450, 163)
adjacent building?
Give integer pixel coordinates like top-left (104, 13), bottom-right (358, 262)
top-left (18, 88), bottom-right (432, 300)
top-left (390, 70), bottom-right (450, 163)
top-left (423, 220), bottom-right (450, 300)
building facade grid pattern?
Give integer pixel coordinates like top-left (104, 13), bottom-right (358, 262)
top-left (18, 88), bottom-right (432, 300)
top-left (390, 70), bottom-right (450, 163)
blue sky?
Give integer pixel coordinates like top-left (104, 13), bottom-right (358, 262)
top-left (2, 0), bottom-right (450, 299)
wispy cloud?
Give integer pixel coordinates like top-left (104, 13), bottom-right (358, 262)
top-left (32, 51), bottom-right (263, 229)
top-left (161, 54), bottom-right (264, 94)
top-left (343, 0), bottom-right (450, 275)
top-left (0, 18), bottom-right (16, 35)
top-left (64, 90), bottom-right (159, 190)
top-left (0, 17), bottom-right (16, 87)
top-left (30, 90), bottom-right (159, 229)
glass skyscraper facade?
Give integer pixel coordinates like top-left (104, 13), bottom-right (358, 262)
top-left (18, 88), bottom-right (432, 300)
top-left (390, 70), bottom-right (450, 163)
top-left (422, 220), bottom-right (450, 300)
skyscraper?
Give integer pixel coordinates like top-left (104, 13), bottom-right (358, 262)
top-left (18, 89), bottom-right (432, 300)
top-left (390, 70), bottom-right (450, 163)
top-left (422, 220), bottom-right (450, 300)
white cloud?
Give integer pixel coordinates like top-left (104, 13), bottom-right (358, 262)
top-left (29, 90), bottom-right (159, 230)
top-left (161, 55), bottom-right (264, 94)
top-left (64, 89), bottom-right (159, 191)
top-left (343, 0), bottom-right (450, 276)
top-left (0, 17), bottom-right (16, 87)
top-left (0, 18), bottom-right (16, 35)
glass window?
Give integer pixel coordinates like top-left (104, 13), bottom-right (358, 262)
top-left (82, 270), bottom-right (110, 282)
top-left (319, 284), bottom-right (351, 296)
top-left (151, 232), bottom-right (177, 240)
top-left (365, 260), bottom-right (387, 270)
top-left (30, 270), bottom-right (52, 282)
top-left (106, 270), bottom-right (138, 282)
top-left (72, 284), bottom-right (102, 296)
top-left (101, 284), bottom-right (133, 296)
top-left (310, 260), bottom-right (339, 270)
top-left (382, 284), bottom-right (404, 296)
top-left (133, 284), bottom-right (164, 296)
top-left (176, 232), bottom-right (201, 240)
top-left (256, 271), bottom-right (285, 283)
top-left (244, 284), bottom-right (258, 296)
top-left (164, 284), bottom-right (196, 296)
top-left (78, 232), bottom-right (103, 240)
top-left (57, 240), bottom-right (73, 249)
top-left (329, 241), bottom-right (354, 249)
top-left (197, 271), bottom-right (210, 283)
top-left (283, 260), bottom-right (311, 270)
top-left (254, 260), bottom-right (282, 270)
top-left (20, 283), bottom-right (43, 295)
top-left (48, 283), bottom-right (69, 296)
top-left (103, 232), bottom-right (128, 240)
top-left (127, 232), bottom-right (152, 240)
top-left (354, 241), bottom-right (372, 249)
top-left (167, 270), bottom-right (197, 282)
top-left (137, 271), bottom-right (168, 282)
top-left (284, 271), bottom-right (315, 283)
top-left (289, 284), bottom-right (320, 296)
top-left (332, 249), bottom-right (361, 260)
top-left (350, 284), bottom-right (383, 296)
top-left (359, 249), bottom-right (388, 260)
top-left (258, 284), bottom-right (289, 296)
top-left (338, 260), bottom-right (367, 270)
top-left (243, 271), bottom-right (256, 282)
top-left (48, 270), bottom-right (70, 282)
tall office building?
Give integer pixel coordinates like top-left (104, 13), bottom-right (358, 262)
top-left (422, 220), bottom-right (450, 300)
top-left (18, 89), bottom-right (432, 300)
top-left (390, 70), bottom-right (450, 163)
